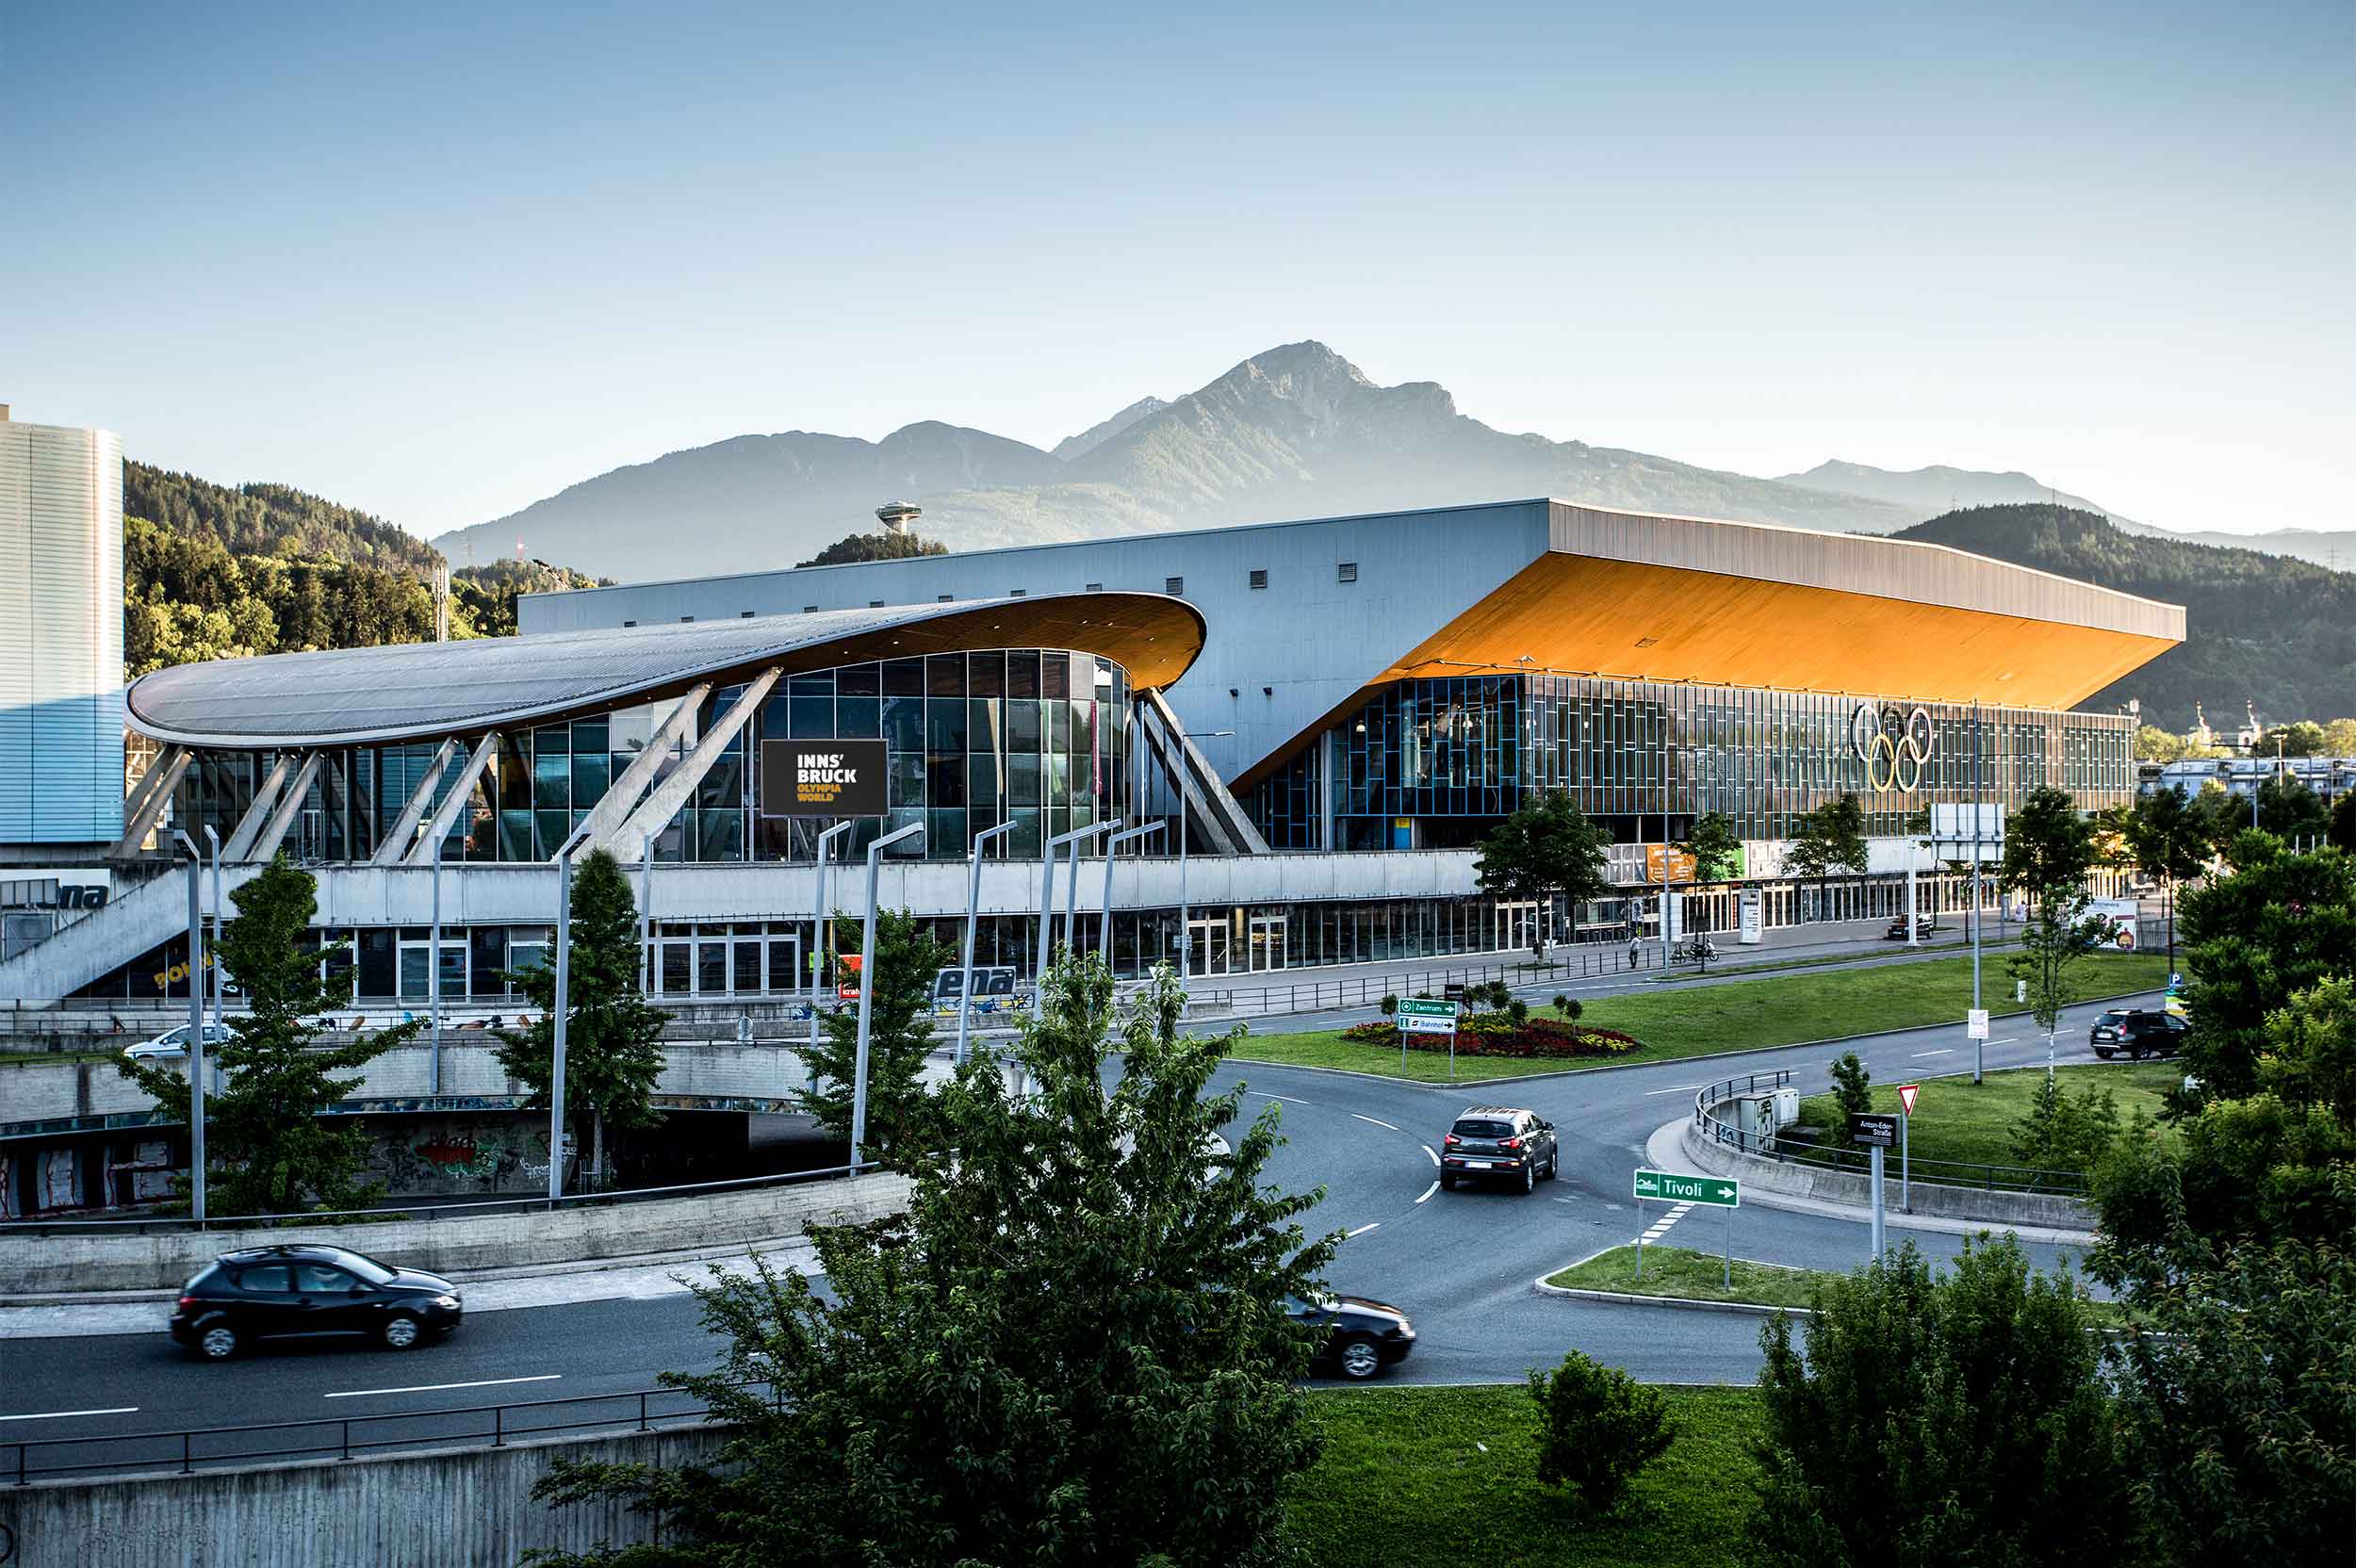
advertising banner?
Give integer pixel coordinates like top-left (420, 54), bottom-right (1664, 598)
top-left (760, 740), bottom-right (887, 818)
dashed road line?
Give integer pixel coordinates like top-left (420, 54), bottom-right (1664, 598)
top-left (1642, 1200), bottom-right (1696, 1242)
top-left (1420, 1144), bottom-right (1441, 1167)
top-left (1911, 1049), bottom-right (1955, 1057)
top-left (0, 1406), bottom-right (138, 1423)
top-left (326, 1375), bottom-right (561, 1400)
top-left (1643, 1083), bottom-right (1709, 1096)
top-left (1246, 1091), bottom-right (1311, 1104)
top-left (1415, 1182), bottom-right (1439, 1204)
top-left (1346, 1222), bottom-right (1381, 1238)
top-left (1352, 1114), bottom-right (1401, 1132)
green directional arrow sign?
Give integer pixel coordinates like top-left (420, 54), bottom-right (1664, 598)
top-left (1633, 1168), bottom-right (1739, 1208)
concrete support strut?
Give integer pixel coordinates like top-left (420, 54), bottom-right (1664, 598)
top-left (245, 752), bottom-right (322, 863)
top-left (369, 738), bottom-right (459, 865)
top-left (572, 682), bottom-right (712, 856)
top-left (111, 745), bottom-right (189, 858)
top-left (219, 753), bottom-right (297, 862)
top-left (404, 734), bottom-right (499, 867)
top-left (597, 669), bottom-right (780, 858)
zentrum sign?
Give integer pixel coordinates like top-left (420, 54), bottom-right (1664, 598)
top-left (759, 740), bottom-right (886, 818)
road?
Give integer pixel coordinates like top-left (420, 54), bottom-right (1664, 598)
top-left (0, 988), bottom-right (2157, 1477)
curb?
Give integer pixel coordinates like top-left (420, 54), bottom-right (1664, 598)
top-left (1227, 984), bottom-right (2167, 1092)
top-left (1531, 1281), bottom-right (1810, 1318)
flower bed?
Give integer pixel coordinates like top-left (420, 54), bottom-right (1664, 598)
top-left (1342, 1014), bottom-right (1644, 1059)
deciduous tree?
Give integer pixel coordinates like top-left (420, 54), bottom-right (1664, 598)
top-left (1473, 791), bottom-right (1610, 958)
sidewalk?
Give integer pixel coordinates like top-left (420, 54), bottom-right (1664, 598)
top-left (0, 1234), bottom-right (823, 1339)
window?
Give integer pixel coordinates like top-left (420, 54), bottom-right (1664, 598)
top-left (803, 605), bottom-right (819, 613)
top-left (740, 610), bottom-right (755, 618)
top-left (1249, 569), bottom-right (1268, 590)
top-left (938, 593), bottom-right (954, 602)
top-left (1085, 581), bottom-right (1103, 592)
top-left (1010, 588), bottom-right (1027, 597)
top-left (1337, 562), bottom-right (1358, 583)
top-left (870, 599), bottom-right (885, 609)
top-left (295, 1263), bottom-right (358, 1294)
top-left (679, 614), bottom-right (694, 623)
top-left (621, 620), bottom-right (636, 628)
top-left (1165, 576), bottom-right (1184, 596)
top-left (232, 1265), bottom-right (292, 1294)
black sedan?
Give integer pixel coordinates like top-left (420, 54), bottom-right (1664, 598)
top-left (169, 1243), bottom-right (464, 1361)
top-left (1286, 1292), bottom-right (1416, 1380)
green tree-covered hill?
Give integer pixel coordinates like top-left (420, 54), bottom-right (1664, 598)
top-left (1893, 504), bottom-right (2356, 730)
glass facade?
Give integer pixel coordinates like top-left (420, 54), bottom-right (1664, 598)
top-left (1251, 673), bottom-right (2135, 851)
top-left (170, 650), bottom-right (1133, 866)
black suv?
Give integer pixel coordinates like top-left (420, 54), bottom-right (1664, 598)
top-left (1439, 1106), bottom-right (1559, 1193)
top-left (1286, 1293), bottom-right (1416, 1380)
top-left (1885, 915), bottom-right (1940, 940)
top-left (169, 1244), bottom-right (464, 1361)
top-left (2088, 1008), bottom-right (2186, 1060)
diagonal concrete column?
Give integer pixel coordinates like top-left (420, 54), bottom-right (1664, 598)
top-left (111, 745), bottom-right (190, 858)
top-left (244, 752), bottom-right (322, 862)
top-left (593, 669), bottom-right (781, 858)
top-left (569, 682), bottom-right (712, 855)
top-left (219, 753), bottom-right (297, 862)
top-left (404, 733), bottom-right (499, 867)
top-left (369, 739), bottom-right (459, 865)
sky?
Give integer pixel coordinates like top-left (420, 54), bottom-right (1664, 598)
top-left (5, 1), bottom-right (2349, 542)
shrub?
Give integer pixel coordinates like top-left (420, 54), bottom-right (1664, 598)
top-left (1506, 997), bottom-right (1530, 1026)
top-left (1830, 1052), bottom-right (1873, 1117)
top-left (1337, 1019), bottom-right (1646, 1058)
top-left (1528, 1349), bottom-right (1673, 1513)
top-left (1553, 994), bottom-right (1582, 1022)
top-left (2011, 1074), bottom-right (2131, 1173)
top-left (1380, 993), bottom-right (1399, 1017)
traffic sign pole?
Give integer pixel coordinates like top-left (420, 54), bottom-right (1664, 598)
top-left (1870, 1144), bottom-right (1886, 1261)
top-left (1901, 1110), bottom-right (1910, 1215)
top-left (1724, 1200), bottom-right (1733, 1288)
top-left (1634, 1195), bottom-right (1645, 1281)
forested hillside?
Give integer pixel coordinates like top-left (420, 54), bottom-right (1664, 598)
top-left (123, 463), bottom-right (601, 676)
top-left (1895, 504), bottom-right (2356, 729)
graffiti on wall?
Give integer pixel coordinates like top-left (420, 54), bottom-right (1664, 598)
top-left (374, 1119), bottom-right (549, 1196)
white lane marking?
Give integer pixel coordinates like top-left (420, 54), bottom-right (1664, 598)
top-left (1247, 1091), bottom-right (1311, 1105)
top-left (1415, 1181), bottom-right (1440, 1203)
top-left (1352, 1114), bottom-right (1401, 1132)
top-left (0, 1406), bottom-right (138, 1423)
top-left (325, 1374), bottom-right (561, 1400)
top-left (1912, 1049), bottom-right (1955, 1057)
top-left (1421, 1144), bottom-right (1441, 1167)
top-left (1644, 1083), bottom-right (1709, 1096)
top-left (1346, 1222), bottom-right (1381, 1238)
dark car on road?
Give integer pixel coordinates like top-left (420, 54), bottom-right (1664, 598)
top-left (169, 1244), bottom-right (463, 1361)
top-left (1885, 915), bottom-right (1940, 940)
top-left (2089, 1008), bottom-right (2186, 1060)
top-left (1286, 1292), bottom-right (1416, 1380)
top-left (1439, 1105), bottom-right (1559, 1193)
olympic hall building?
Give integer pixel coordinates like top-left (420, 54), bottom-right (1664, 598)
top-left (5, 498), bottom-right (2181, 1008)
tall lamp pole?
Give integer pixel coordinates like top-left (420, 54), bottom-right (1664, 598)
top-left (1065, 819), bottom-right (1122, 952)
top-left (1038, 822), bottom-right (1104, 1018)
top-left (547, 825), bottom-right (593, 1201)
top-left (957, 820), bottom-right (1017, 1066)
top-left (851, 821), bottom-right (925, 1170)
top-left (429, 829), bottom-right (443, 1096)
top-left (172, 830), bottom-right (207, 1223)
top-left (810, 822), bottom-right (853, 1050)
top-left (202, 826), bottom-right (222, 1037)
top-left (1972, 700), bottom-right (1985, 1086)
top-left (1101, 822), bottom-right (1165, 970)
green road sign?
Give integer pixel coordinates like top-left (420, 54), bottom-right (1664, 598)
top-left (1394, 998), bottom-right (1460, 1037)
top-left (1633, 1168), bottom-right (1739, 1208)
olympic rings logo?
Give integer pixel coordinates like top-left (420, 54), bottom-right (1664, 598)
top-left (1850, 702), bottom-right (1937, 792)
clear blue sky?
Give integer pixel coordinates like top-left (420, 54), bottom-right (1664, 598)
top-left (6, 1), bottom-right (2348, 541)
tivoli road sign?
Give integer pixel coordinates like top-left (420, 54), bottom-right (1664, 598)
top-left (1633, 1168), bottom-right (1739, 1208)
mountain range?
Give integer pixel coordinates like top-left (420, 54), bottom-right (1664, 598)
top-left (429, 341), bottom-right (2350, 581)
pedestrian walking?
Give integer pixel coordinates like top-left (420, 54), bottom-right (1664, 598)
top-left (1628, 937), bottom-right (1640, 972)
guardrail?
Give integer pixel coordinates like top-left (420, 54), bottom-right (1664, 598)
top-left (1691, 1072), bottom-right (2086, 1197)
top-left (1194, 940), bottom-right (1659, 1018)
top-left (8, 1380), bottom-right (760, 1484)
top-left (0, 1161), bottom-right (871, 1236)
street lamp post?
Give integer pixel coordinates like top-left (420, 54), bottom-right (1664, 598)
top-left (202, 826), bottom-right (222, 1039)
top-left (1038, 822), bottom-right (1107, 1018)
top-left (851, 821), bottom-right (925, 1170)
top-left (639, 832), bottom-right (653, 994)
top-left (1101, 822), bottom-right (1165, 970)
top-left (172, 830), bottom-right (207, 1223)
top-left (956, 820), bottom-right (1017, 1066)
top-left (429, 831), bottom-right (443, 1097)
top-left (548, 825), bottom-right (593, 1201)
top-left (1065, 819), bottom-right (1122, 952)
top-left (810, 822), bottom-right (854, 1051)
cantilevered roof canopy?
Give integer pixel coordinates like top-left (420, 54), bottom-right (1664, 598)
top-left (127, 594), bottom-right (1204, 749)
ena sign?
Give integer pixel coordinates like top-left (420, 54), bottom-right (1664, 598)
top-left (760, 740), bottom-right (887, 818)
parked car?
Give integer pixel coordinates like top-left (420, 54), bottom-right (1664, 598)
top-left (2088, 1008), bottom-right (2186, 1060)
top-left (1884, 915), bottom-right (1941, 940)
top-left (1439, 1105), bottom-right (1559, 1193)
top-left (169, 1244), bottom-right (463, 1361)
top-left (1286, 1292), bottom-right (1416, 1380)
top-left (123, 1021), bottom-right (234, 1061)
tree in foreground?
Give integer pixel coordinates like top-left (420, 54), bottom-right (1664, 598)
top-left (1472, 790), bottom-right (1610, 958)
top-left (793, 908), bottom-right (951, 1161)
top-left (497, 848), bottom-right (670, 1189)
top-left (525, 954), bottom-right (1338, 1567)
top-left (1746, 1236), bottom-right (2130, 1568)
top-left (2172, 832), bottom-right (2356, 1102)
top-left (1527, 1348), bottom-right (1673, 1514)
top-left (116, 857), bottom-right (419, 1216)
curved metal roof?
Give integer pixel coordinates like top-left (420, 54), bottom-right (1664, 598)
top-left (127, 593), bottom-right (1205, 748)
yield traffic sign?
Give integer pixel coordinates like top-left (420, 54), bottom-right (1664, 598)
top-left (1633, 1168), bottom-right (1739, 1208)
top-left (1897, 1084), bottom-right (1920, 1116)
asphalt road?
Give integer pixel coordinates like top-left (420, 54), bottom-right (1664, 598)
top-left (0, 988), bottom-right (2159, 1476)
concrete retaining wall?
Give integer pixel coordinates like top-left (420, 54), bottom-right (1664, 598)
top-left (0, 1425), bottom-right (729, 1568)
top-left (1681, 1119), bottom-right (2093, 1232)
top-left (0, 1169), bottom-right (910, 1295)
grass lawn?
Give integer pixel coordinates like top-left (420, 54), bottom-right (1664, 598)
top-left (1227, 951), bottom-right (2168, 1083)
top-left (1545, 1244), bottom-right (1818, 1310)
top-left (1289, 1382), bottom-right (1765, 1568)
top-left (1788, 1060), bottom-right (2182, 1170)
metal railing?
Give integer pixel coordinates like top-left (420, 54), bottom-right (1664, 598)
top-left (1692, 1071), bottom-right (2086, 1197)
top-left (0, 1160), bottom-right (877, 1236)
top-left (1193, 940), bottom-right (1659, 1018)
top-left (10, 1380), bottom-right (763, 1485)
